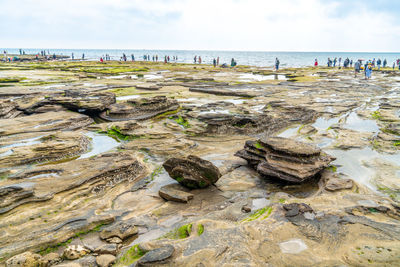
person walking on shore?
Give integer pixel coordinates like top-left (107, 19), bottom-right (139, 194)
top-left (199, 56), bottom-right (202, 64)
top-left (82, 53), bottom-right (85, 60)
top-left (333, 58), bottom-right (337, 67)
top-left (314, 59), bottom-right (318, 66)
top-left (275, 57), bottom-right (280, 71)
top-left (72, 53), bottom-right (74, 60)
top-left (213, 58), bottom-right (217, 67)
top-left (194, 56), bottom-right (197, 63)
top-left (383, 59), bottom-right (387, 68)
top-left (217, 57), bottom-right (219, 66)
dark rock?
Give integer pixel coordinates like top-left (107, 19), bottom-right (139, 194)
top-left (241, 205), bottom-right (251, 213)
top-left (137, 245), bottom-right (174, 266)
top-left (163, 155), bottom-right (221, 189)
top-left (158, 184), bottom-right (194, 203)
top-left (100, 96), bottom-right (179, 121)
top-left (75, 255), bottom-right (97, 267)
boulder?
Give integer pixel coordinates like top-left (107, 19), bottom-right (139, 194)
top-left (63, 245), bottom-right (90, 260)
top-left (100, 222), bottom-right (138, 241)
top-left (235, 137), bottom-right (335, 183)
top-left (5, 252), bottom-right (42, 267)
top-left (41, 252), bottom-right (61, 266)
top-left (137, 245), bottom-right (174, 266)
top-left (96, 254), bottom-right (116, 267)
top-left (325, 178), bottom-right (353, 191)
top-left (163, 155), bottom-right (221, 189)
top-left (99, 96), bottom-right (179, 121)
top-left (158, 184), bottom-right (194, 203)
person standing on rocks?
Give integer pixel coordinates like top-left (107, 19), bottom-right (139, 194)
top-left (199, 56), bottom-right (202, 64)
top-left (383, 59), bottom-right (387, 68)
top-left (275, 57), bottom-right (280, 70)
top-left (131, 54), bottom-right (135, 61)
top-left (82, 53), bottom-right (85, 60)
top-left (333, 57), bottom-right (337, 67)
top-left (213, 58), bottom-right (217, 67)
top-left (314, 59), bottom-right (318, 66)
top-left (377, 58), bottom-right (382, 70)
top-left (354, 60), bottom-right (361, 78)
top-left (71, 53), bottom-right (74, 60)
top-left (217, 56), bottom-right (219, 65)
top-left (194, 56), bottom-right (197, 63)
top-left (365, 63), bottom-right (372, 80)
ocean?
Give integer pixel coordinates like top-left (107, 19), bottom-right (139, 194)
top-left (3, 48), bottom-right (400, 68)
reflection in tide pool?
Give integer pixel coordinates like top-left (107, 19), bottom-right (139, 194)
top-left (343, 112), bottom-right (380, 133)
top-left (79, 132), bottom-right (120, 159)
top-left (327, 147), bottom-right (400, 192)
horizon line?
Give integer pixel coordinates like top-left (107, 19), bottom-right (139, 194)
top-left (3, 48), bottom-right (400, 54)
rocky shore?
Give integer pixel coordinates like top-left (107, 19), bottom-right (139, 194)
top-left (0, 60), bottom-right (400, 266)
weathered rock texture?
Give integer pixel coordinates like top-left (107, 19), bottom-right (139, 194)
top-left (235, 137), bottom-right (335, 183)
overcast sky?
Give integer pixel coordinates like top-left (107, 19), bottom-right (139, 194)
top-left (2, 0), bottom-right (400, 52)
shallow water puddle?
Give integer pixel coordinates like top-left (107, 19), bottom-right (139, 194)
top-left (277, 126), bottom-right (301, 138)
top-left (79, 132), bottom-right (120, 159)
top-left (343, 112), bottom-right (380, 132)
top-left (239, 73), bottom-right (287, 82)
top-left (27, 173), bottom-right (60, 180)
top-left (312, 117), bottom-right (340, 130)
top-left (327, 147), bottom-right (400, 192)
top-left (116, 95), bottom-right (140, 101)
top-left (279, 239), bottom-right (308, 254)
top-left (252, 198), bottom-right (270, 210)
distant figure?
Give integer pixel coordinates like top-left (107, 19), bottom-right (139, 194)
top-left (393, 62), bottom-right (396, 70)
top-left (333, 58), bottom-right (337, 67)
top-left (82, 53), bottom-right (85, 60)
top-left (383, 59), bottom-right (387, 68)
top-left (194, 56), bottom-right (197, 63)
top-left (53, 54), bottom-right (56, 60)
top-left (354, 60), bottom-right (361, 77)
top-left (275, 57), bottom-right (280, 70)
top-left (167, 56), bottom-right (170, 62)
top-left (365, 63), bottom-right (372, 80)
top-left (314, 59), bottom-right (318, 66)
top-left (100, 57), bottom-right (104, 63)
top-left (231, 58), bottom-right (237, 67)
top-left (72, 53), bottom-right (74, 60)
top-left (132, 54), bottom-right (135, 61)
top-left (123, 53), bottom-right (127, 61)
top-left (156, 55), bottom-right (158, 61)
top-left (217, 57), bottom-right (219, 65)
top-left (350, 59), bottom-right (353, 68)
top-left (199, 56), bottom-right (202, 64)
top-left (19, 49), bottom-right (22, 55)
top-left (339, 57), bottom-right (342, 67)
top-left (327, 58), bottom-right (331, 67)
top-left (377, 58), bottom-right (382, 70)
top-left (213, 58), bottom-right (216, 67)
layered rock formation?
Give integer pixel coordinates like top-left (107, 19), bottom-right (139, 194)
top-left (100, 96), bottom-right (179, 121)
top-left (235, 137), bottom-right (335, 183)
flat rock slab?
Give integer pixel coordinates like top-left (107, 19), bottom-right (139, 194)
top-left (100, 222), bottom-right (138, 241)
top-left (48, 91), bottom-right (116, 112)
top-left (158, 184), bottom-right (194, 203)
top-left (0, 111), bottom-right (93, 136)
top-left (260, 137), bottom-right (321, 157)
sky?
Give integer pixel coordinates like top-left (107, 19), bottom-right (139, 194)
top-left (1, 0), bottom-right (400, 52)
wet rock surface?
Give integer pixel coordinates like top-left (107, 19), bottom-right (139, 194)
top-left (1, 61), bottom-right (400, 266)
top-left (236, 137), bottom-right (335, 183)
top-left (163, 155), bottom-right (221, 188)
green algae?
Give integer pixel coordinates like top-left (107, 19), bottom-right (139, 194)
top-left (371, 111), bottom-right (383, 120)
top-left (241, 206), bottom-right (273, 222)
top-left (170, 115), bottom-right (190, 128)
top-left (114, 244), bottom-right (147, 267)
top-left (109, 87), bottom-right (137, 97)
top-left (0, 77), bottom-right (26, 83)
top-left (254, 142), bottom-right (264, 149)
top-left (103, 126), bottom-right (141, 141)
top-left (163, 223), bottom-right (193, 239)
top-left (197, 224), bottom-right (204, 236)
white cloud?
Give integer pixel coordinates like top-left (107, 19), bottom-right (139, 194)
top-left (1, 0), bottom-right (399, 51)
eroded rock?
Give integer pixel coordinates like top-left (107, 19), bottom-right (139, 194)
top-left (235, 137), bottom-right (335, 183)
top-left (137, 245), bottom-right (174, 266)
top-left (100, 222), bottom-right (138, 241)
top-left (96, 254), bottom-right (116, 267)
top-left (5, 252), bottom-right (42, 267)
top-left (163, 155), bottom-right (221, 188)
top-left (99, 96), bottom-right (179, 121)
top-left (63, 245), bottom-right (90, 260)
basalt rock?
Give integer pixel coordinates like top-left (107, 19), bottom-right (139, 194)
top-left (235, 137), bottom-right (335, 183)
top-left (163, 155), bottom-right (221, 189)
top-left (99, 96), bottom-right (179, 121)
